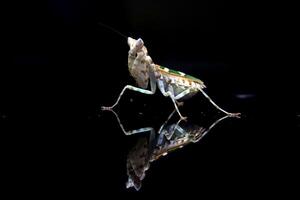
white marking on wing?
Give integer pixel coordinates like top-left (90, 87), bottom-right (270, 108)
top-left (163, 68), bottom-right (169, 72)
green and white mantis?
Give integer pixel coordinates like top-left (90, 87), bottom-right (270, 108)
top-left (101, 37), bottom-right (240, 119)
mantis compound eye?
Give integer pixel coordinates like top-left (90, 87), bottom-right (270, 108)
top-left (136, 38), bottom-right (144, 49)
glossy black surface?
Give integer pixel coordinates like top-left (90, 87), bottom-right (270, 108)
top-left (1, 0), bottom-right (298, 196)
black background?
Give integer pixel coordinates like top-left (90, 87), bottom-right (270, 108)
top-left (1, 0), bottom-right (299, 196)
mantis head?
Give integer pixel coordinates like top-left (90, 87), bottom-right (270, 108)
top-left (127, 37), bottom-right (151, 89)
top-left (128, 37), bottom-right (144, 52)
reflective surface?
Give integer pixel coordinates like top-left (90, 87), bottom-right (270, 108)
top-left (87, 90), bottom-right (299, 194)
top-left (98, 108), bottom-right (242, 192)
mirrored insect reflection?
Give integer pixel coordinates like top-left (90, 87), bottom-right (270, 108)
top-left (104, 109), bottom-right (239, 191)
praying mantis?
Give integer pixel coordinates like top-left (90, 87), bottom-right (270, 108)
top-left (101, 36), bottom-right (240, 119)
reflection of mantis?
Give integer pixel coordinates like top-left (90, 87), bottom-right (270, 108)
top-left (101, 34), bottom-right (240, 119)
top-left (105, 109), bottom-right (238, 191)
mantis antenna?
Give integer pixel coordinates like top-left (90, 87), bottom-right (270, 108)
top-left (98, 21), bottom-right (128, 39)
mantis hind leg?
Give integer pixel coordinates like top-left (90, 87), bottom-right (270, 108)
top-left (172, 87), bottom-right (240, 117)
top-left (199, 89), bottom-right (241, 117)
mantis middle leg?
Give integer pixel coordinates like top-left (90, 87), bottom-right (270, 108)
top-left (157, 80), bottom-right (187, 120)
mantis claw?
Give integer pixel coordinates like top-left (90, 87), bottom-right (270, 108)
top-left (228, 113), bottom-right (241, 118)
top-left (181, 116), bottom-right (188, 121)
top-left (176, 101), bottom-right (184, 107)
top-left (101, 106), bottom-right (113, 111)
